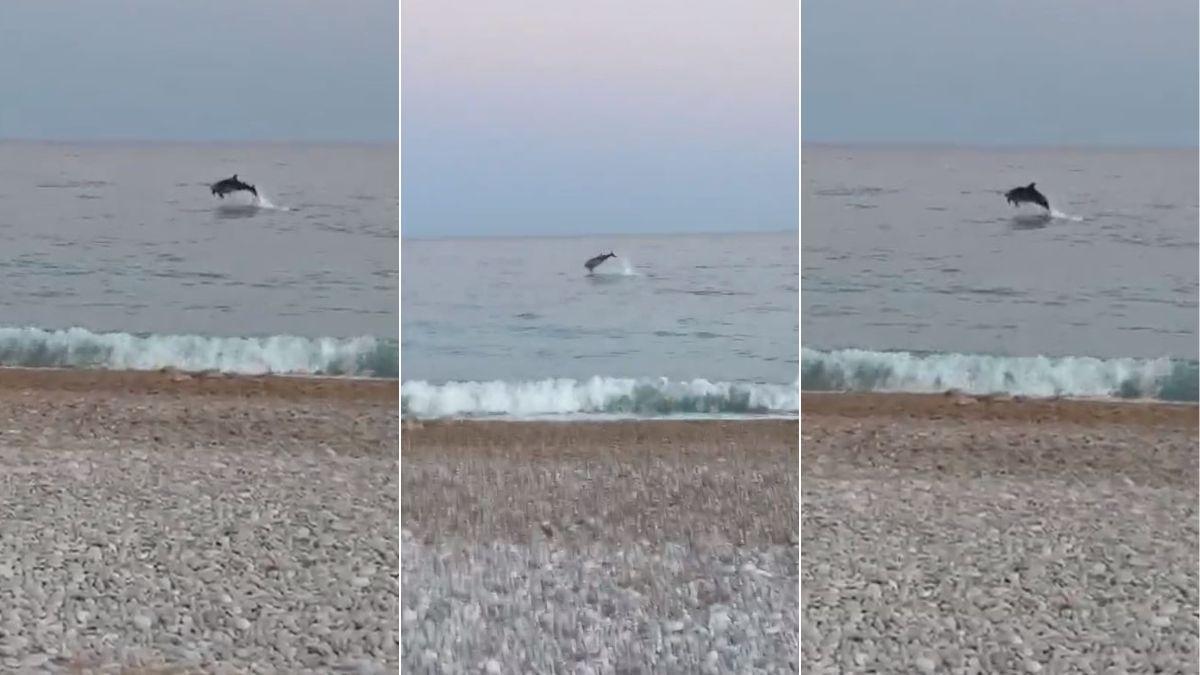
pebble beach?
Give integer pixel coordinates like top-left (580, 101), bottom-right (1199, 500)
top-left (0, 368), bottom-right (399, 673)
top-left (802, 392), bottom-right (1199, 674)
top-left (401, 419), bottom-right (800, 672)
top-left (22, 367), bottom-right (1190, 674)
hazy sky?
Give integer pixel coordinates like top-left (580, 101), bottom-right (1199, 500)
top-left (402, 0), bottom-right (799, 237)
top-left (804, 0), bottom-right (1199, 148)
top-left (0, 1), bottom-right (397, 142)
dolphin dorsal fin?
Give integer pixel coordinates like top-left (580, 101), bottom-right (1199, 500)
top-left (1028, 182), bottom-right (1036, 189)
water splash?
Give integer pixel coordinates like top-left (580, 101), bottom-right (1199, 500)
top-left (253, 190), bottom-right (291, 211)
top-left (1050, 208), bottom-right (1084, 222)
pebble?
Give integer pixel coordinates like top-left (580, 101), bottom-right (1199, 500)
top-left (21, 653), bottom-right (49, 668)
top-left (707, 610), bottom-right (730, 634)
top-left (0, 637), bottom-right (28, 657)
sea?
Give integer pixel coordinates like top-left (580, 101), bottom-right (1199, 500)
top-left (802, 144), bottom-right (1198, 402)
top-left (400, 232), bottom-right (800, 419)
top-left (0, 141), bottom-right (398, 377)
top-left (13, 141), bottom-right (1190, 416)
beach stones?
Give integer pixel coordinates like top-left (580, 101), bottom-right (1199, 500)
top-left (802, 411), bottom-right (1198, 675)
top-left (0, 399), bottom-right (398, 672)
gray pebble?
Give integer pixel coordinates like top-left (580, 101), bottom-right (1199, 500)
top-left (0, 443), bottom-right (398, 672)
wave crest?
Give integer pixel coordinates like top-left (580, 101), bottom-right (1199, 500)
top-left (0, 326), bottom-right (396, 377)
top-left (802, 347), bottom-right (1197, 401)
top-left (401, 377), bottom-right (798, 418)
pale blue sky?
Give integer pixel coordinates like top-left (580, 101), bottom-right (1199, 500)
top-left (402, 0), bottom-right (799, 237)
top-left (0, 1), bottom-right (397, 142)
top-left (804, 0), bottom-right (1199, 148)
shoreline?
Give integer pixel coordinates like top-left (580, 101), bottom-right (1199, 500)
top-left (0, 364), bottom-right (397, 457)
top-left (802, 390), bottom-right (1197, 428)
top-left (802, 388), bottom-right (1198, 405)
top-left (0, 365), bottom-right (397, 402)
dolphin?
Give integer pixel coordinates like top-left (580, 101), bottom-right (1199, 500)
top-left (584, 251), bottom-right (616, 272)
top-left (1004, 182), bottom-right (1049, 211)
top-left (210, 174), bottom-right (258, 199)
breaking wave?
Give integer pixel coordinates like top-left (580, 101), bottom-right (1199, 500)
top-left (401, 377), bottom-right (798, 419)
top-left (802, 347), bottom-right (1198, 402)
top-left (0, 326), bottom-right (397, 377)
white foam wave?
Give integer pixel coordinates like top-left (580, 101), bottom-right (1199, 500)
top-left (401, 377), bottom-right (798, 418)
top-left (0, 326), bottom-right (395, 377)
top-left (802, 347), bottom-right (1196, 400)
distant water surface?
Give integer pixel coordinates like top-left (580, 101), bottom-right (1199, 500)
top-left (802, 145), bottom-right (1198, 401)
top-left (401, 232), bottom-right (799, 417)
top-left (0, 141), bottom-right (397, 376)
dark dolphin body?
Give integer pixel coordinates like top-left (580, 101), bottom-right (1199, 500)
top-left (210, 174), bottom-right (258, 199)
top-left (584, 251), bottom-right (616, 272)
top-left (1005, 182), bottom-right (1049, 210)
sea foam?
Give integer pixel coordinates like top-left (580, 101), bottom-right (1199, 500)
top-left (802, 347), bottom-right (1197, 401)
top-left (0, 326), bottom-right (396, 377)
top-left (401, 376), bottom-right (798, 418)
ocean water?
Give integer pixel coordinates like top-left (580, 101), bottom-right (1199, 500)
top-left (400, 233), bottom-right (799, 418)
top-left (0, 141), bottom-right (398, 377)
top-left (802, 145), bottom-right (1199, 401)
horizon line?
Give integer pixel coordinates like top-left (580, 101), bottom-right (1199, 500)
top-left (802, 139), bottom-right (1199, 152)
top-left (400, 227), bottom-right (795, 242)
top-left (0, 136), bottom-right (398, 146)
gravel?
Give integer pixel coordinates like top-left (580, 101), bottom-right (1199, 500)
top-left (402, 535), bottom-right (798, 673)
top-left (802, 410), bottom-right (1199, 674)
top-left (401, 420), bottom-right (800, 672)
top-left (0, 375), bottom-right (399, 673)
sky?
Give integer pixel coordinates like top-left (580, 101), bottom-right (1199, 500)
top-left (803, 0), bottom-right (1199, 148)
top-left (402, 0), bottom-right (799, 238)
top-left (0, 1), bottom-right (397, 142)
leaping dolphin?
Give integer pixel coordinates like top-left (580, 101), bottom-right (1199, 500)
top-left (210, 174), bottom-right (258, 199)
top-left (1004, 182), bottom-right (1049, 211)
top-left (584, 251), bottom-right (616, 272)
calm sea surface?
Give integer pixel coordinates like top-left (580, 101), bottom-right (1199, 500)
top-left (400, 233), bottom-right (799, 417)
top-left (0, 141), bottom-right (397, 376)
top-left (802, 145), bottom-right (1198, 400)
